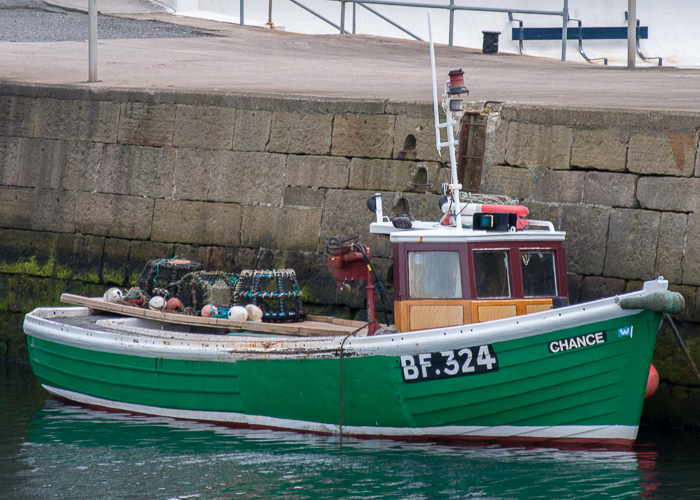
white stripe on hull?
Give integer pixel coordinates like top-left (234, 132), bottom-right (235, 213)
top-left (25, 286), bottom-right (648, 362)
top-left (44, 385), bottom-right (638, 443)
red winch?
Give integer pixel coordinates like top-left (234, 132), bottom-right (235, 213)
top-left (327, 237), bottom-right (383, 336)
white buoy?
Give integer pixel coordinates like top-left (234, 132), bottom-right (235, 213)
top-left (103, 287), bottom-right (123, 303)
top-left (245, 304), bottom-right (263, 321)
top-left (228, 306), bottom-right (249, 322)
top-left (148, 296), bottom-right (166, 311)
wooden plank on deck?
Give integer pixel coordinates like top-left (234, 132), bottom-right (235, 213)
top-left (60, 294), bottom-right (365, 337)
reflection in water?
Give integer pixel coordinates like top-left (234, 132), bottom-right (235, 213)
top-left (12, 401), bottom-right (646, 500)
top-left (635, 426), bottom-right (700, 500)
top-left (3, 364), bottom-right (700, 500)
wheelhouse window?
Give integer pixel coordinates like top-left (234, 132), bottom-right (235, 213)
top-left (521, 251), bottom-right (557, 297)
top-left (473, 251), bottom-right (511, 298)
top-left (408, 251), bottom-right (462, 299)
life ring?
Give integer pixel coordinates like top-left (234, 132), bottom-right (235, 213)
top-left (479, 204), bottom-right (529, 218)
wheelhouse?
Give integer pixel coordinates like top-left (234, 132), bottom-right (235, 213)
top-left (371, 217), bottom-right (567, 332)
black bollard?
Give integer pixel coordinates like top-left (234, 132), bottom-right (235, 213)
top-left (482, 31), bottom-right (501, 54)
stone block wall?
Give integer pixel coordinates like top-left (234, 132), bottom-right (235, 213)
top-left (480, 104), bottom-right (700, 428)
top-left (0, 84), bottom-right (443, 359)
top-left (481, 105), bottom-right (700, 310)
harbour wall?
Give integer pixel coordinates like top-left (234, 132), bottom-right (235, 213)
top-left (1, 83), bottom-right (699, 427)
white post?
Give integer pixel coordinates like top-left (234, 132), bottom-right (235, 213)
top-left (374, 193), bottom-right (383, 223)
top-left (88, 0), bottom-right (97, 81)
top-left (448, 0), bottom-right (454, 47)
top-left (627, 0), bottom-right (637, 68)
top-left (340, 0), bottom-right (346, 34)
top-left (560, 0), bottom-right (568, 61)
top-left (444, 86), bottom-right (462, 229)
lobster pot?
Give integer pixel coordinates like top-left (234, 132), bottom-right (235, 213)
top-left (168, 272), bottom-right (240, 312)
top-left (234, 269), bottom-right (305, 322)
top-left (137, 258), bottom-right (203, 297)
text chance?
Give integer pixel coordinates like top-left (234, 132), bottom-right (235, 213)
top-left (548, 331), bottom-right (607, 354)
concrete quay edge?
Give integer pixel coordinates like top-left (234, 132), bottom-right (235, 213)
top-left (0, 1), bottom-right (695, 113)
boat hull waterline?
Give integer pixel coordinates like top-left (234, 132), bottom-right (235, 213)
top-left (24, 280), bottom-right (672, 447)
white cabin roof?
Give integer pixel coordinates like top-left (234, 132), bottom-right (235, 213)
top-left (369, 220), bottom-right (566, 244)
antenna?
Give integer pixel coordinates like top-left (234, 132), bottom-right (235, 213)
top-left (428, 11), bottom-right (441, 161)
top-left (428, 11), bottom-right (463, 229)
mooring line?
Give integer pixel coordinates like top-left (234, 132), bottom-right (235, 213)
top-left (338, 321), bottom-right (374, 450)
top-left (664, 312), bottom-right (700, 383)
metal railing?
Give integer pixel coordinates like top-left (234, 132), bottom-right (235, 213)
top-left (331, 0), bottom-right (570, 62)
top-left (241, 0), bottom-right (570, 61)
top-left (233, 0), bottom-right (642, 66)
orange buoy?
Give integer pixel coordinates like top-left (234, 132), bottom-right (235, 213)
top-left (645, 364), bottom-right (659, 398)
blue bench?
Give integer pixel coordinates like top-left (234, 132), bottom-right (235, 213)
top-left (510, 16), bottom-right (661, 66)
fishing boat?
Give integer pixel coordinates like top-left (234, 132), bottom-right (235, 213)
top-left (23, 58), bottom-right (683, 447)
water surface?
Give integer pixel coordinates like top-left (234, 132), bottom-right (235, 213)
top-left (2, 363), bottom-right (700, 500)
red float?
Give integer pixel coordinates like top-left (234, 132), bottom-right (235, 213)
top-left (127, 291), bottom-right (145, 306)
top-left (201, 304), bottom-right (217, 317)
top-left (645, 364), bottom-right (659, 398)
top-left (166, 298), bottom-right (183, 312)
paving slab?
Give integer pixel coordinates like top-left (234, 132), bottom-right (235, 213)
top-left (0, 0), bottom-right (698, 111)
top-left (44, 0), bottom-right (168, 14)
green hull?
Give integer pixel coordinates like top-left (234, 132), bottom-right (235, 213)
top-left (25, 301), bottom-right (662, 446)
